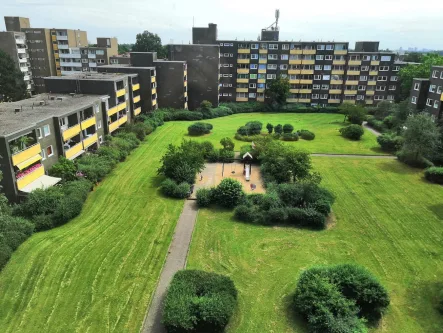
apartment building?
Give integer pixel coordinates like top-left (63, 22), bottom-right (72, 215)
top-left (110, 54), bottom-right (131, 65)
top-left (193, 24), bottom-right (405, 106)
top-left (410, 66), bottom-right (443, 119)
top-left (0, 93), bottom-right (108, 201)
top-left (0, 31), bottom-right (33, 95)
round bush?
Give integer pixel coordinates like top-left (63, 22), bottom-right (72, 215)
top-left (299, 130), bottom-right (315, 140)
top-left (218, 149), bottom-right (234, 163)
top-left (160, 178), bottom-right (191, 199)
top-left (281, 133), bottom-right (299, 141)
top-left (206, 149), bottom-right (220, 163)
top-left (339, 125), bottom-right (364, 140)
top-left (283, 124), bottom-right (294, 133)
top-left (213, 178), bottom-right (244, 208)
top-left (265, 207), bottom-right (288, 224)
top-left (163, 270), bottom-right (238, 333)
top-left (199, 141), bottom-right (214, 158)
top-left (425, 167), bottom-right (443, 184)
top-left (234, 204), bottom-right (256, 223)
top-left (196, 188), bottom-right (213, 207)
top-left (188, 122), bottom-right (213, 136)
top-left (377, 134), bottom-right (404, 152)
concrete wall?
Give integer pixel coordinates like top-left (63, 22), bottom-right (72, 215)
top-left (155, 61), bottom-right (185, 109)
top-left (168, 44), bottom-right (219, 110)
top-left (0, 32), bottom-right (18, 66)
top-left (4, 16), bottom-right (30, 32)
top-left (354, 42), bottom-right (380, 52)
top-left (192, 24), bottom-right (217, 44)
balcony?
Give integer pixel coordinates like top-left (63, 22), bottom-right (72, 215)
top-left (290, 50), bottom-right (302, 55)
top-left (237, 69), bottom-right (249, 74)
top-left (366, 100), bottom-right (374, 105)
top-left (17, 48), bottom-right (26, 54)
top-left (134, 107), bottom-right (141, 116)
top-left (88, 54), bottom-right (96, 59)
top-left (61, 70), bottom-right (79, 75)
top-left (236, 88), bottom-right (248, 93)
top-left (300, 79), bottom-right (313, 84)
top-left (257, 88), bottom-right (265, 93)
top-left (11, 143), bottom-right (42, 166)
top-left (344, 90), bottom-right (357, 95)
top-left (15, 38), bottom-right (25, 44)
top-left (344, 100), bottom-right (356, 104)
top-left (152, 99), bottom-right (157, 107)
top-left (441, 93), bottom-right (443, 101)
top-left (329, 89), bottom-right (342, 94)
top-left (133, 83), bottom-right (140, 91)
top-left (300, 70), bottom-right (314, 75)
top-left (237, 59), bottom-right (250, 64)
top-left (60, 53), bottom-right (81, 59)
top-left (257, 97), bottom-right (265, 102)
top-left (288, 69), bottom-right (300, 75)
top-left (370, 61), bottom-right (380, 66)
top-left (237, 78), bottom-right (248, 83)
top-left (184, 81), bottom-right (187, 88)
top-left (236, 97), bottom-right (248, 102)
top-left (331, 80), bottom-right (343, 85)
top-left (184, 91), bottom-right (187, 98)
top-left (345, 80), bottom-right (359, 85)
top-left (83, 133), bottom-right (98, 149)
top-left (299, 98), bottom-right (311, 103)
top-left (289, 60), bottom-right (302, 65)
top-left (348, 60), bottom-right (361, 66)
top-left (57, 35), bottom-right (68, 41)
top-left (62, 124), bottom-right (81, 141)
top-left (60, 61), bottom-right (82, 67)
top-left (369, 71), bottom-right (378, 76)
top-left (259, 49), bottom-right (268, 54)
top-left (152, 88), bottom-right (157, 95)
top-left (133, 95), bottom-right (140, 103)
top-left (259, 59), bottom-right (267, 64)
top-left (287, 98), bottom-right (298, 103)
top-left (347, 71), bottom-right (360, 76)
top-left (334, 50), bottom-right (348, 55)
top-left (58, 44), bottom-right (69, 49)
top-left (258, 79), bottom-right (266, 83)
top-left (289, 79), bottom-right (299, 84)
top-left (238, 49), bottom-right (250, 54)
top-left (19, 57), bottom-right (28, 63)
top-left (81, 116), bottom-right (96, 130)
top-left (299, 89), bottom-right (312, 94)
top-left (116, 88), bottom-right (125, 97)
top-left (23, 75), bottom-right (30, 81)
top-left (366, 91), bottom-right (375, 96)
top-left (20, 66), bottom-right (28, 72)
top-left (302, 50), bottom-right (316, 55)
top-left (17, 165), bottom-right (45, 191)
top-left (109, 120), bottom-right (120, 132)
top-left (367, 81), bottom-right (376, 86)
top-left (333, 60), bottom-right (346, 65)
top-left (151, 76), bottom-right (156, 83)
top-left (65, 142), bottom-right (84, 160)
top-left (302, 60), bottom-right (315, 65)
top-left (258, 69), bottom-right (266, 74)
top-left (89, 63), bottom-right (97, 68)
top-left (328, 99), bottom-right (341, 104)
top-left (332, 70), bottom-right (344, 75)
top-left (289, 89), bottom-right (299, 93)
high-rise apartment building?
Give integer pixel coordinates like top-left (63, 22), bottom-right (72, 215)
top-left (410, 66), bottom-right (443, 119)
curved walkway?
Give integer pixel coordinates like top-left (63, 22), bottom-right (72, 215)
top-left (363, 121), bottom-right (382, 137)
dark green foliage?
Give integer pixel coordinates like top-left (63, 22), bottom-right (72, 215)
top-left (234, 133), bottom-right (263, 142)
top-left (188, 122), bottom-right (213, 136)
top-left (160, 178), bottom-right (191, 199)
top-left (236, 121), bottom-right (263, 136)
top-left (124, 122), bottom-right (151, 140)
top-left (299, 129), bottom-right (315, 140)
top-left (237, 126), bottom-right (248, 136)
top-left (266, 123), bottom-right (273, 134)
top-left (218, 149), bottom-right (235, 163)
top-left (213, 178), bottom-right (244, 208)
top-left (51, 196), bottom-right (84, 227)
top-left (0, 50), bottom-right (27, 102)
top-left (339, 125), bottom-right (364, 141)
top-left (282, 124), bottom-right (294, 133)
top-left (340, 103), bottom-right (367, 125)
top-left (116, 132), bottom-right (140, 149)
top-left (220, 137), bottom-right (234, 151)
top-left (377, 134), bottom-right (404, 152)
top-left (366, 116), bottom-right (386, 133)
top-left (77, 154), bottom-right (115, 183)
top-left (274, 124), bottom-right (283, 134)
top-left (199, 141), bottom-right (214, 158)
top-left (438, 289), bottom-right (443, 314)
top-left (133, 30), bottom-right (167, 57)
top-left (293, 264), bottom-right (390, 332)
top-left (0, 215), bottom-right (34, 252)
top-left (163, 270), bottom-right (238, 333)
top-left (0, 241), bottom-right (12, 270)
top-left (98, 145), bottom-right (124, 162)
top-left (234, 205), bottom-right (257, 223)
top-left (281, 133), bottom-right (299, 141)
top-left (48, 156), bottom-right (77, 182)
top-left (196, 188), bottom-right (213, 207)
top-left (383, 115), bottom-right (395, 129)
top-left (397, 150), bottom-right (433, 168)
top-left (424, 167), bottom-right (443, 184)
top-left (265, 76), bottom-right (290, 105)
top-left (206, 149), bottom-right (220, 162)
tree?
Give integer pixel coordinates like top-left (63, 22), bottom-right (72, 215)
top-left (118, 43), bottom-right (132, 54)
top-left (0, 50), bottom-right (27, 102)
top-left (274, 124), bottom-right (283, 134)
top-left (282, 124), bottom-right (294, 133)
top-left (392, 100), bottom-right (413, 131)
top-left (0, 171), bottom-right (9, 216)
top-left (400, 113), bottom-right (440, 162)
top-left (398, 53), bottom-right (443, 100)
top-left (403, 52), bottom-right (423, 63)
top-left (220, 137), bottom-right (234, 151)
top-left (132, 31), bottom-right (167, 58)
top-left (266, 123), bottom-right (273, 134)
top-left (48, 156), bottom-right (77, 182)
top-left (213, 178), bottom-right (244, 208)
top-left (265, 76), bottom-right (290, 105)
top-left (339, 103), bottom-right (366, 124)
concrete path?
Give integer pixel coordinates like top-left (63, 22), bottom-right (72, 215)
top-left (141, 200), bottom-right (199, 333)
top-left (190, 163), bottom-right (217, 199)
top-left (312, 153), bottom-right (395, 159)
top-left (363, 121), bottom-right (382, 137)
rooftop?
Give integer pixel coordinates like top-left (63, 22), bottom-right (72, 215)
top-left (45, 72), bottom-right (135, 81)
top-left (99, 64), bottom-right (156, 70)
top-left (0, 94), bottom-right (107, 137)
top-left (218, 39), bottom-right (349, 44)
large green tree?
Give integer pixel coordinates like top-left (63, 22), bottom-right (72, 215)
top-left (0, 50), bottom-right (27, 102)
top-left (265, 76), bottom-right (290, 105)
top-left (132, 31), bottom-right (167, 58)
top-left (118, 43), bottom-right (133, 54)
top-left (398, 53), bottom-right (443, 100)
top-left (402, 52), bottom-right (423, 63)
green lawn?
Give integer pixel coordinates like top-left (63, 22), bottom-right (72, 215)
top-left (0, 122), bottom-right (185, 332)
top-left (176, 113), bottom-right (385, 155)
top-left (188, 158), bottom-right (443, 333)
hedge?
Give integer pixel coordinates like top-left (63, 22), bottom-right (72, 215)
top-left (339, 124), bottom-right (364, 140)
top-left (188, 122), bottom-right (213, 136)
top-left (377, 133), bottom-right (404, 152)
top-left (160, 178), bottom-right (191, 199)
top-left (299, 129), bottom-right (315, 140)
top-left (281, 133), bottom-right (299, 141)
top-left (424, 167), bottom-right (443, 184)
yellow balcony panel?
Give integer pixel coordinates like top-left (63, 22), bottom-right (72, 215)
top-left (289, 79), bottom-right (299, 84)
top-left (289, 60), bottom-right (302, 65)
top-left (11, 143), bottom-right (42, 166)
top-left (117, 102), bottom-right (126, 112)
top-left (62, 124), bottom-right (81, 142)
top-left (236, 88), bottom-right (248, 93)
top-left (259, 49), bottom-right (268, 54)
top-left (236, 97), bottom-right (248, 102)
top-left (54, 53), bottom-right (59, 59)
top-left (134, 107), bottom-right (141, 116)
top-left (334, 50), bottom-right (348, 55)
top-left (152, 99), bottom-right (157, 106)
top-left (301, 70), bottom-right (314, 75)
top-left (287, 98), bottom-right (298, 103)
top-left (238, 49), bottom-right (250, 54)
top-left (371, 61), bottom-right (380, 66)
top-left (109, 120), bottom-right (119, 133)
top-left (237, 58), bottom-right (250, 64)
top-left (299, 89), bottom-right (312, 94)
top-left (184, 102), bottom-right (188, 109)
top-left (328, 99), bottom-right (341, 104)
top-left (299, 98), bottom-right (311, 103)
top-left (366, 91), bottom-right (375, 96)
top-left (133, 95), bottom-right (141, 103)
top-left (184, 91), bottom-right (187, 98)
top-left (344, 90), bottom-right (357, 95)
top-left (184, 81), bottom-right (187, 87)
top-left (441, 93), bottom-right (443, 101)
top-left (302, 60), bottom-right (315, 65)
top-left (348, 60), bottom-right (361, 66)
top-left (347, 71), bottom-right (360, 76)
top-left (258, 69), bottom-right (266, 74)
top-left (53, 44), bottom-right (58, 50)
top-left (257, 88), bottom-right (265, 93)
top-left (152, 88), bottom-right (157, 95)
top-left (16, 154), bottom-right (41, 170)
top-left (132, 83), bottom-right (140, 91)
top-left (259, 59), bottom-right (267, 64)
top-left (81, 117), bottom-right (96, 130)
top-left (17, 165), bottom-right (45, 191)
top-left (290, 49), bottom-right (302, 55)
top-left (346, 80), bottom-right (359, 85)
top-left (331, 80), bottom-right (343, 85)
top-left (184, 71), bottom-right (187, 77)
top-left (289, 89), bottom-right (299, 93)
top-left (83, 133), bottom-right (98, 149)
top-left (151, 76), bottom-right (156, 83)
top-left (119, 115), bottom-right (128, 125)
top-left (288, 69), bottom-right (300, 75)
top-left (56, 70), bottom-right (62, 76)
top-left (302, 50), bottom-right (316, 55)
top-left (332, 70), bottom-right (344, 75)
top-left (258, 79), bottom-right (266, 83)
top-left (116, 88), bottom-right (125, 98)
top-left (333, 60), bottom-right (346, 65)
top-left (51, 35), bottom-right (56, 41)
top-left (300, 79), bottom-right (313, 84)
top-left (257, 97), bottom-right (265, 102)
top-left (344, 100), bottom-right (356, 104)
top-left (329, 89), bottom-right (342, 94)
top-left (237, 69), bottom-right (249, 74)
top-left (237, 78), bottom-right (248, 83)
top-left (369, 71), bottom-right (378, 76)
top-left (366, 100), bottom-right (374, 105)
top-left (368, 81), bottom-right (376, 86)
top-left (108, 106), bottom-right (118, 117)
top-left (65, 142), bottom-right (84, 160)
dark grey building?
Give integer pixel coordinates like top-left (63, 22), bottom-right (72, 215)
top-left (192, 23), bottom-right (217, 45)
top-left (410, 79), bottom-right (430, 111)
top-left (410, 66), bottom-right (443, 119)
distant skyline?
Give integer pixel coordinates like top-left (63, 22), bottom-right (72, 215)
top-left (3, 0), bottom-right (443, 50)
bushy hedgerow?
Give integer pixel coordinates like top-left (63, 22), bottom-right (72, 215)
top-left (424, 167), bottom-right (443, 184)
top-left (366, 116), bottom-right (386, 133)
top-left (236, 121), bottom-right (263, 136)
top-left (48, 156), bottom-right (77, 182)
top-left (196, 188), bottom-right (213, 207)
top-left (199, 141), bottom-right (214, 158)
top-left (160, 178), bottom-right (191, 199)
top-left (281, 133), bottom-right (299, 141)
top-left (163, 270), bottom-right (238, 333)
top-left (293, 264), bottom-right (390, 332)
top-left (339, 125), bottom-right (364, 140)
top-left (396, 150), bottom-right (433, 168)
top-left (438, 289), bottom-right (443, 314)
top-left (377, 134), bottom-right (404, 152)
top-left (77, 154), bottom-right (116, 183)
top-left (196, 178), bottom-right (244, 208)
top-left (299, 130), bottom-right (315, 140)
top-left (218, 149), bottom-right (235, 163)
top-left (188, 122), bottom-right (213, 136)
top-left (234, 133), bottom-right (264, 142)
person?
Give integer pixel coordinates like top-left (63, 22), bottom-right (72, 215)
top-left (190, 184), bottom-right (195, 194)
top-left (200, 173), bottom-right (203, 181)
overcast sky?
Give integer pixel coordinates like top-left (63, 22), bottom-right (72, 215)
top-left (2, 0), bottom-right (443, 50)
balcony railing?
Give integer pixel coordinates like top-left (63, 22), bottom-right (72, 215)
top-left (88, 54), bottom-right (96, 59)
top-left (132, 83), bottom-right (140, 91)
top-left (83, 133), bottom-right (98, 149)
top-left (16, 164), bottom-right (45, 190)
top-left (19, 58), bottom-right (28, 63)
top-left (62, 124), bottom-right (81, 141)
top-left (60, 53), bottom-right (81, 59)
top-left (17, 48), bottom-right (26, 54)
top-left (60, 62), bottom-right (82, 67)
top-left (151, 77), bottom-right (156, 83)
top-left (56, 35), bottom-right (68, 41)
top-left (134, 107), bottom-right (141, 116)
top-left (65, 142), bottom-right (84, 160)
top-left (116, 88), bottom-right (125, 97)
top-left (81, 116), bottom-right (96, 130)
top-left (11, 143), bottom-right (42, 166)
top-left (133, 95), bottom-right (140, 103)
top-left (58, 44), bottom-right (69, 49)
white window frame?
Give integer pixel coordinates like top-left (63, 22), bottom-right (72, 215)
top-left (315, 65), bottom-right (322, 70)
top-left (313, 84), bottom-right (320, 90)
top-left (251, 44), bottom-right (258, 49)
top-left (267, 74), bottom-right (276, 79)
top-left (312, 94), bottom-right (319, 99)
top-left (41, 149), bottom-right (46, 160)
top-left (390, 76), bottom-right (398, 82)
top-left (326, 45), bottom-right (334, 50)
top-left (432, 70), bottom-right (438, 78)
top-left (268, 54), bottom-right (278, 60)
top-left (314, 75), bottom-right (321, 80)
top-left (426, 98), bottom-right (433, 106)
top-left (269, 44), bottom-right (278, 50)
top-left (251, 54), bottom-right (258, 59)
top-left (323, 65), bottom-right (332, 71)
top-left (320, 94), bottom-right (328, 99)
top-left (358, 85), bottom-right (366, 91)
top-left (414, 83), bottom-right (420, 90)
top-left (322, 75), bottom-right (330, 80)
top-left (434, 100), bottom-right (439, 109)
top-left (376, 86), bottom-right (386, 91)
top-left (282, 44), bottom-right (289, 50)
top-left (381, 56), bottom-right (392, 61)
top-left (43, 124), bottom-right (50, 137)
top-left (97, 120), bottom-right (102, 129)
top-left (280, 64), bottom-right (288, 70)
top-left (47, 145), bottom-right (54, 157)
top-left (379, 66), bottom-right (389, 71)
top-left (36, 128), bottom-right (42, 139)
top-left (316, 55), bottom-right (324, 60)
top-left (389, 85), bottom-right (396, 91)
top-left (377, 76), bottom-right (387, 81)
top-left (267, 64), bottom-right (277, 70)
top-left (429, 85), bottom-right (436, 93)
top-left (249, 83), bottom-right (256, 88)
top-left (281, 54), bottom-right (288, 60)
top-left (411, 96), bottom-right (417, 104)
top-left (359, 76), bottom-right (368, 81)
top-left (437, 86), bottom-right (442, 94)
top-left (250, 64), bottom-right (258, 69)
top-left (317, 45), bottom-right (325, 50)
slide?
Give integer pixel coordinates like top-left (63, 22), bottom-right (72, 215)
top-left (245, 165), bottom-right (250, 181)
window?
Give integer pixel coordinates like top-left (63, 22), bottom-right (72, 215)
top-left (321, 84), bottom-right (329, 90)
top-left (257, 83), bottom-right (265, 89)
top-left (317, 45), bottom-right (325, 50)
top-left (267, 64), bottom-right (277, 70)
top-left (35, 128), bottom-right (42, 139)
top-left (249, 93), bottom-right (256, 98)
top-left (269, 44), bottom-right (278, 50)
top-left (315, 65), bottom-right (322, 70)
top-left (316, 55), bottom-right (324, 60)
top-left (324, 65), bottom-right (331, 71)
top-left (429, 85), bottom-right (436, 93)
top-left (360, 76), bottom-right (368, 81)
top-left (313, 84), bottom-right (320, 90)
top-left (414, 83), bottom-right (420, 90)
top-left (222, 74), bottom-right (229, 77)
top-left (437, 86), bottom-right (442, 94)
top-left (320, 94), bottom-right (328, 99)
top-left (41, 149), bottom-right (46, 160)
top-left (377, 76), bottom-right (387, 81)
top-left (222, 64), bottom-right (229, 68)
top-left (99, 135), bottom-right (103, 144)
top-left (260, 43), bottom-right (268, 50)
top-left (97, 120), bottom-right (102, 129)
top-left (357, 95), bottom-right (364, 100)
top-left (251, 44), bottom-right (258, 49)
top-left (250, 74), bottom-right (257, 79)
top-left (393, 66), bottom-right (400, 71)
top-left (251, 54), bottom-right (258, 59)
top-left (224, 53), bottom-right (229, 57)
top-left (374, 95), bottom-right (384, 100)
top-left (223, 43), bottom-right (230, 46)
top-left (222, 83), bottom-right (229, 87)
top-left (358, 85), bottom-right (366, 91)
top-left (250, 64), bottom-right (258, 69)
top-left (426, 98), bottom-right (433, 106)
top-left (389, 85), bottom-right (396, 90)
top-left (362, 55), bottom-right (371, 61)
top-left (282, 44), bottom-right (289, 50)
top-left (46, 145), bottom-right (53, 157)
top-left (249, 83), bottom-right (256, 89)
top-left (434, 100), bottom-right (439, 109)
top-left (96, 50), bottom-right (104, 55)
top-left (281, 74), bottom-right (288, 79)
top-left (323, 75), bottom-right (330, 80)
top-left (267, 74), bottom-right (276, 79)
top-left (371, 55), bottom-right (379, 61)
top-left (411, 96), bottom-right (417, 104)
top-left (258, 64), bottom-right (266, 70)
top-left (310, 94), bottom-right (319, 99)
top-left (376, 86), bottom-right (386, 91)
top-left (390, 76), bottom-right (398, 81)
top-left (43, 124), bottom-right (50, 136)
top-left (314, 75), bottom-right (321, 80)
top-left (381, 56), bottom-right (391, 61)
top-left (361, 66), bottom-right (369, 71)
top-left (230, 54), bottom-right (233, 57)
top-left (326, 45), bottom-right (334, 50)
top-left (281, 54), bottom-right (288, 60)
top-left (268, 54), bottom-right (278, 60)
top-left (432, 70), bottom-right (438, 78)
top-left (379, 66), bottom-right (389, 71)
top-left (280, 64), bottom-right (288, 70)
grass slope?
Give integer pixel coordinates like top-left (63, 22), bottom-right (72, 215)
top-left (0, 123), bottom-right (185, 333)
top-left (187, 158), bottom-right (443, 333)
top-left (177, 113), bottom-right (384, 155)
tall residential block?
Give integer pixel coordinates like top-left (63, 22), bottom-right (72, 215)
top-left (409, 66), bottom-right (443, 119)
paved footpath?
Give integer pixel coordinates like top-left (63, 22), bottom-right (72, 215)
top-left (363, 121), bottom-right (382, 137)
top-left (141, 200), bottom-right (198, 333)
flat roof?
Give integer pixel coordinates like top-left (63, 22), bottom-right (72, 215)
top-left (413, 78), bottom-right (430, 81)
top-left (45, 72), bottom-right (135, 81)
top-left (99, 64), bottom-right (156, 70)
top-left (218, 40), bottom-right (349, 44)
top-left (348, 51), bottom-right (395, 54)
top-left (0, 93), bottom-right (107, 136)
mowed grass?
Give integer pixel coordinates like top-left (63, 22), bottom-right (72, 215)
top-left (188, 158), bottom-right (443, 333)
top-left (175, 113), bottom-right (385, 155)
top-left (0, 122), bottom-right (187, 333)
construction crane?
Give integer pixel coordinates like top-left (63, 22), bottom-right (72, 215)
top-left (264, 9), bottom-right (280, 31)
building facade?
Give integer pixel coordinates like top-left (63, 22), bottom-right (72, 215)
top-left (410, 66), bottom-right (443, 119)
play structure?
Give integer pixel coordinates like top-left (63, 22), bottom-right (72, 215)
top-left (242, 152), bottom-right (253, 181)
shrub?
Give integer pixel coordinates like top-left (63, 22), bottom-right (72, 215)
top-left (397, 150), bottom-right (433, 168)
top-left (160, 178), bottom-right (191, 199)
top-left (383, 115), bottom-right (395, 129)
top-left (163, 270), bottom-right (238, 333)
top-left (0, 214), bottom-right (34, 251)
top-left (213, 178), bottom-right (244, 208)
top-left (266, 123), bottom-right (273, 134)
top-left (424, 167), bottom-right (443, 184)
top-left (116, 132), bottom-right (140, 148)
top-left (218, 149), bottom-right (235, 163)
top-left (0, 242), bottom-right (12, 270)
top-left (237, 126), bottom-right (248, 136)
top-left (124, 122), bottom-right (150, 140)
top-left (48, 156), bottom-right (77, 182)
top-left (199, 141), bottom-right (214, 158)
top-left (234, 204), bottom-right (257, 223)
top-left (366, 116), bottom-right (386, 132)
top-left (274, 124), bottom-right (283, 134)
top-left (264, 207), bottom-right (288, 224)
top-left (339, 125), bottom-right (364, 140)
top-left (77, 154), bottom-right (115, 183)
top-left (98, 145), bottom-right (124, 162)
top-left (220, 137), bottom-right (235, 151)
top-left (188, 122), bottom-right (213, 136)
top-left (282, 124), bottom-right (294, 133)
top-left (299, 130), bottom-right (315, 140)
top-left (207, 149), bottom-right (220, 162)
top-left (52, 196), bottom-right (84, 227)
top-left (245, 121), bottom-right (263, 135)
top-left (281, 133), bottom-right (299, 141)
top-left (377, 134), bottom-right (404, 152)
top-left (196, 188), bottom-right (213, 207)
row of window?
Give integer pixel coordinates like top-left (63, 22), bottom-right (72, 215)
top-left (425, 98), bottom-right (440, 109)
top-left (429, 85), bottom-right (443, 94)
top-left (233, 72), bottom-right (398, 82)
top-left (233, 92), bottom-right (394, 101)
top-left (223, 42), bottom-right (347, 51)
top-left (431, 70), bottom-right (443, 80)
top-left (221, 83), bottom-right (397, 91)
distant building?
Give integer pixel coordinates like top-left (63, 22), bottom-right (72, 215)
top-left (410, 66), bottom-right (443, 119)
